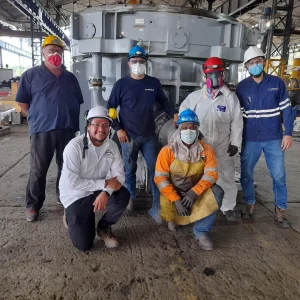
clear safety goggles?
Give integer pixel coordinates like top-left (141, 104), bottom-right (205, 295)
top-left (246, 57), bottom-right (264, 67)
top-left (129, 59), bottom-right (146, 65)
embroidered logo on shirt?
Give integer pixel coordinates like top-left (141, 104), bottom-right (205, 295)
top-left (145, 89), bottom-right (154, 91)
top-left (246, 97), bottom-right (251, 105)
top-left (217, 105), bottom-right (226, 112)
top-left (105, 150), bottom-right (113, 157)
top-left (268, 88), bottom-right (279, 91)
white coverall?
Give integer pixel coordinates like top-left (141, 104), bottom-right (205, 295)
top-left (179, 85), bottom-right (243, 212)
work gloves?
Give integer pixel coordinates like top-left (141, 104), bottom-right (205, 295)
top-left (181, 189), bottom-right (198, 209)
top-left (174, 189), bottom-right (199, 216)
top-left (174, 200), bottom-right (190, 216)
top-left (227, 144), bottom-right (238, 157)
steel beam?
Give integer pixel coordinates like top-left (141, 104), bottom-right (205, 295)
top-left (213, 0), bottom-right (268, 18)
top-left (0, 29), bottom-right (45, 38)
top-left (265, 0), bottom-right (294, 61)
top-left (5, 0), bottom-right (70, 49)
top-left (0, 40), bottom-right (32, 59)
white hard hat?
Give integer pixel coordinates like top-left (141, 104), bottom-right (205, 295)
top-left (87, 106), bottom-right (112, 122)
top-left (244, 46), bottom-right (265, 65)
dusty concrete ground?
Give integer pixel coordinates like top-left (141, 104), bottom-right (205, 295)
top-left (1, 125), bottom-right (300, 300)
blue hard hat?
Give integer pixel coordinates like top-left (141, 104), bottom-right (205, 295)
top-left (177, 109), bottom-right (200, 125)
top-left (128, 45), bottom-right (148, 60)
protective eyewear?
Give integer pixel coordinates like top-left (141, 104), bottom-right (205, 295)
top-left (246, 57), bottom-right (264, 66)
top-left (90, 123), bottom-right (110, 129)
top-left (129, 59), bottom-right (146, 65)
top-left (206, 71), bottom-right (223, 78)
top-left (180, 123), bottom-right (199, 130)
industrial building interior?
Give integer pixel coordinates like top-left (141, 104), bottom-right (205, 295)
top-left (0, 0), bottom-right (300, 299)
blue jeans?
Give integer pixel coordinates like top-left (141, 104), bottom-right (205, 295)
top-left (121, 135), bottom-right (160, 218)
top-left (240, 139), bottom-right (287, 209)
top-left (193, 185), bottom-right (224, 237)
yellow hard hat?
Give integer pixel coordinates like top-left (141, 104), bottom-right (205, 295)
top-left (42, 35), bottom-right (64, 48)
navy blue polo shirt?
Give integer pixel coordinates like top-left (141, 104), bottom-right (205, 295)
top-left (236, 73), bottom-right (293, 142)
top-left (107, 75), bottom-right (176, 137)
top-left (16, 63), bottom-right (84, 136)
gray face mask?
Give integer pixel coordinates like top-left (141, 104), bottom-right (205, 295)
top-left (131, 63), bottom-right (146, 75)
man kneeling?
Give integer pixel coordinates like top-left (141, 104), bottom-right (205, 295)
top-left (154, 109), bottom-right (224, 251)
top-left (59, 106), bottom-right (129, 251)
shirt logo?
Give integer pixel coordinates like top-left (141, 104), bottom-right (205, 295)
top-left (268, 88), bottom-right (279, 91)
top-left (105, 150), bottom-right (113, 157)
top-left (246, 97), bottom-right (251, 105)
top-left (145, 89), bottom-right (154, 91)
top-left (217, 105), bottom-right (226, 112)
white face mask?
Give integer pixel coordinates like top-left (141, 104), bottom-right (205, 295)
top-left (180, 129), bottom-right (197, 144)
top-left (131, 63), bottom-right (146, 76)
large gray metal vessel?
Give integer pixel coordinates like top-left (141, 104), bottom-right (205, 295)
top-left (70, 4), bottom-right (257, 189)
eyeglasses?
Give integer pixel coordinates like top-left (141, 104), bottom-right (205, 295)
top-left (129, 59), bottom-right (146, 65)
top-left (46, 48), bottom-right (63, 55)
top-left (181, 125), bottom-right (198, 130)
top-left (90, 123), bottom-right (110, 129)
top-left (246, 58), bottom-right (264, 66)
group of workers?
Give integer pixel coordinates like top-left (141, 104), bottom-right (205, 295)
top-left (16, 35), bottom-right (294, 252)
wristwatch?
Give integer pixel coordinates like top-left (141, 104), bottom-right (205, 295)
top-left (102, 190), bottom-right (110, 197)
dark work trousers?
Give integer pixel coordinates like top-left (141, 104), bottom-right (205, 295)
top-left (65, 187), bottom-right (130, 252)
top-left (26, 129), bottom-right (75, 210)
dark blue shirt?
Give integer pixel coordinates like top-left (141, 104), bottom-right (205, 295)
top-left (236, 73), bottom-right (293, 142)
top-left (16, 63), bottom-right (84, 136)
top-left (107, 75), bottom-right (176, 137)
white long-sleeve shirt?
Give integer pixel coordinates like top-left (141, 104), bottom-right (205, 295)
top-left (59, 134), bottom-right (125, 208)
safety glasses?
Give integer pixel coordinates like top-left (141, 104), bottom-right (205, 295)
top-left (246, 57), bottom-right (264, 67)
top-left (129, 59), bottom-right (146, 65)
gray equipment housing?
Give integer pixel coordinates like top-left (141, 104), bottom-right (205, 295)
top-left (70, 4), bottom-right (256, 190)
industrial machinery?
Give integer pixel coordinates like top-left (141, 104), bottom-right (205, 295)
top-left (70, 4), bottom-right (257, 189)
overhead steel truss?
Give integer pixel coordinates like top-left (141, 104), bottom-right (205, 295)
top-left (265, 0), bottom-right (294, 61)
top-left (5, 0), bottom-right (70, 49)
top-left (0, 39), bottom-right (32, 59)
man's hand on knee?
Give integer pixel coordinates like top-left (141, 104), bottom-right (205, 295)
top-left (93, 192), bottom-right (109, 212)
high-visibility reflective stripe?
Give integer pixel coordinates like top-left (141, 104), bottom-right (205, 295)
top-left (245, 107), bottom-right (279, 114)
top-left (204, 167), bottom-right (217, 172)
top-left (155, 171), bottom-right (169, 177)
top-left (279, 98), bottom-right (290, 106)
top-left (243, 112), bottom-right (280, 118)
top-left (201, 175), bottom-right (216, 184)
top-left (157, 180), bottom-right (171, 190)
top-left (279, 103), bottom-right (291, 110)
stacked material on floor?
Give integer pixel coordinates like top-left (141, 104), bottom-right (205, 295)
top-left (0, 104), bottom-right (20, 126)
top-left (293, 118), bottom-right (300, 137)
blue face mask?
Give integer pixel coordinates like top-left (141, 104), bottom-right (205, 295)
top-left (249, 64), bottom-right (264, 76)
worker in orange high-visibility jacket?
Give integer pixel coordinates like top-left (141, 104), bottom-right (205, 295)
top-left (154, 109), bottom-right (224, 251)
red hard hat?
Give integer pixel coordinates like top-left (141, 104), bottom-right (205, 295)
top-left (203, 57), bottom-right (224, 74)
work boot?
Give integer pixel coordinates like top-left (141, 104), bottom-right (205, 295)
top-left (241, 204), bottom-right (255, 220)
top-left (126, 198), bottom-right (135, 211)
top-left (196, 234), bottom-right (213, 251)
top-left (63, 210), bottom-right (68, 229)
top-left (97, 226), bottom-right (119, 248)
top-left (168, 222), bottom-right (179, 231)
top-left (224, 210), bottom-right (241, 222)
top-left (275, 207), bottom-right (291, 228)
top-left (26, 209), bottom-right (39, 222)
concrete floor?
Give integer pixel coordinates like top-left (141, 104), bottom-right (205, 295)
top-left (1, 125), bottom-right (300, 300)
